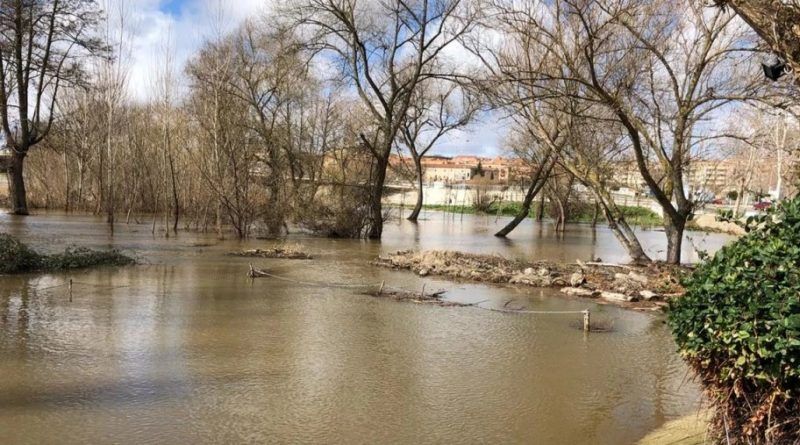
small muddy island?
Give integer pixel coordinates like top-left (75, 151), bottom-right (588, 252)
top-left (374, 250), bottom-right (687, 311)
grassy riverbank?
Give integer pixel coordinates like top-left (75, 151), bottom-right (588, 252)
top-left (411, 202), bottom-right (664, 226)
top-left (0, 233), bottom-right (134, 274)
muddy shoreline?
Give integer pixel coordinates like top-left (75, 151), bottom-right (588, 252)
top-left (374, 250), bottom-right (690, 311)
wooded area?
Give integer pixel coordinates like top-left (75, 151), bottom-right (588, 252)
top-left (1, 0), bottom-right (798, 265)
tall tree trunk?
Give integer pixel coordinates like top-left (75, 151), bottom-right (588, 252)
top-left (7, 151), bottom-right (29, 215)
top-left (496, 156), bottom-right (555, 237)
top-left (553, 193), bottom-right (565, 233)
top-left (536, 193), bottom-right (545, 221)
top-left (63, 151), bottom-right (71, 212)
top-left (367, 157), bottom-right (389, 239)
top-left (593, 188), bottom-right (651, 264)
top-left (665, 217), bottom-right (685, 265)
top-left (266, 178), bottom-right (283, 237)
top-left (407, 156), bottom-right (424, 222)
top-left (168, 152), bottom-right (179, 234)
top-left (495, 175), bottom-right (546, 237)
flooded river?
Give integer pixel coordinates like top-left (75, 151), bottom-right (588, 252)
top-left (0, 211), bottom-right (732, 444)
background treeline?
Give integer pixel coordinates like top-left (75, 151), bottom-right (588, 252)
top-left (25, 20), bottom-right (378, 239)
top-left (3, 0), bottom-right (799, 265)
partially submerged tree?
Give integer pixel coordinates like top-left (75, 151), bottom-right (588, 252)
top-left (289, 0), bottom-right (475, 238)
top-left (485, 0), bottom-right (763, 263)
top-left (399, 80), bottom-right (477, 222)
top-left (0, 0), bottom-right (106, 214)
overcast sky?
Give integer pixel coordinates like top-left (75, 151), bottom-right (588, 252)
top-left (119, 0), bottom-right (505, 157)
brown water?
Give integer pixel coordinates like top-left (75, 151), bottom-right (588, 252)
top-left (0, 211), bottom-right (731, 444)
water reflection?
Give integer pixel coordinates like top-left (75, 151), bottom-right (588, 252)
top-left (0, 212), bottom-right (719, 444)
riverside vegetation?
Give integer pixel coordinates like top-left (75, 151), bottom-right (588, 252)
top-left (0, 234), bottom-right (134, 274)
top-left (414, 203), bottom-right (664, 227)
top-left (669, 197), bottom-right (800, 444)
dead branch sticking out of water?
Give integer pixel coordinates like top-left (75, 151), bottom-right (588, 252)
top-left (248, 264), bottom-right (270, 278)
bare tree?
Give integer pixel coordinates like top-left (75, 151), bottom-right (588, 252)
top-left (485, 0), bottom-right (764, 263)
top-left (153, 24), bottom-right (180, 236)
top-left (229, 22), bottom-right (307, 236)
top-left (0, 0), bottom-right (105, 214)
top-left (399, 80), bottom-right (477, 222)
top-left (288, 0), bottom-right (475, 238)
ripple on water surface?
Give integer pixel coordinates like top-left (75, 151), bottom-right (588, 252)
top-left (0, 212), bottom-right (711, 444)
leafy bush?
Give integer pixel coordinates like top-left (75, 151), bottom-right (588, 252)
top-left (0, 233), bottom-right (43, 273)
top-left (0, 233), bottom-right (134, 274)
top-left (668, 198), bottom-right (800, 444)
top-left (41, 247), bottom-right (134, 270)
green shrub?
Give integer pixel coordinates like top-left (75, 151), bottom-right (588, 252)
top-left (41, 247), bottom-right (135, 270)
top-left (668, 198), bottom-right (800, 444)
top-left (0, 233), bottom-right (43, 273)
top-left (0, 233), bottom-right (134, 274)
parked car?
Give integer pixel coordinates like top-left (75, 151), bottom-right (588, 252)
top-left (753, 201), bottom-right (772, 211)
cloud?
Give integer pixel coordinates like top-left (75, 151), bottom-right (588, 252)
top-left (432, 111), bottom-right (510, 157)
top-left (110, 0), bottom-right (504, 156)
top-left (112, 0), bottom-right (266, 102)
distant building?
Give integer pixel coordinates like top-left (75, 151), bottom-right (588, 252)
top-left (387, 154), bottom-right (529, 185)
top-left (685, 160), bottom-right (735, 197)
top-left (423, 164), bottom-right (475, 183)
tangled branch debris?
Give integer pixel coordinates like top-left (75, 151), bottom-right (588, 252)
top-left (231, 244), bottom-right (312, 260)
top-left (374, 250), bottom-right (689, 310)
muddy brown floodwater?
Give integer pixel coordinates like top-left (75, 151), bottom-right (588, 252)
top-left (0, 211), bottom-right (733, 444)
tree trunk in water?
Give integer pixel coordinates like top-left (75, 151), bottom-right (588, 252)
top-left (665, 217), bottom-right (685, 265)
top-left (367, 157), bottom-right (389, 239)
top-left (215, 202), bottom-right (223, 239)
top-left (7, 152), bottom-right (29, 215)
top-left (495, 176), bottom-right (544, 237)
top-left (553, 194), bottom-right (565, 233)
top-left (593, 189), bottom-right (651, 264)
top-left (169, 154), bottom-right (179, 235)
top-left (536, 193), bottom-right (545, 221)
top-left (407, 157), bottom-right (424, 222)
top-left (591, 201), bottom-right (599, 228)
top-left (266, 179), bottom-right (283, 237)
top-left (63, 151), bottom-right (71, 212)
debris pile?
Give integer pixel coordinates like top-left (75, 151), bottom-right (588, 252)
top-left (230, 244), bottom-right (312, 260)
top-left (368, 286), bottom-right (473, 307)
top-left (374, 250), bottom-right (689, 310)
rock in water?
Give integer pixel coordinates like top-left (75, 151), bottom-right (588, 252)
top-left (639, 290), bottom-right (660, 301)
top-left (627, 272), bottom-right (649, 284)
top-left (561, 287), bottom-right (596, 298)
top-left (569, 272), bottom-right (586, 287)
top-left (600, 291), bottom-right (638, 303)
